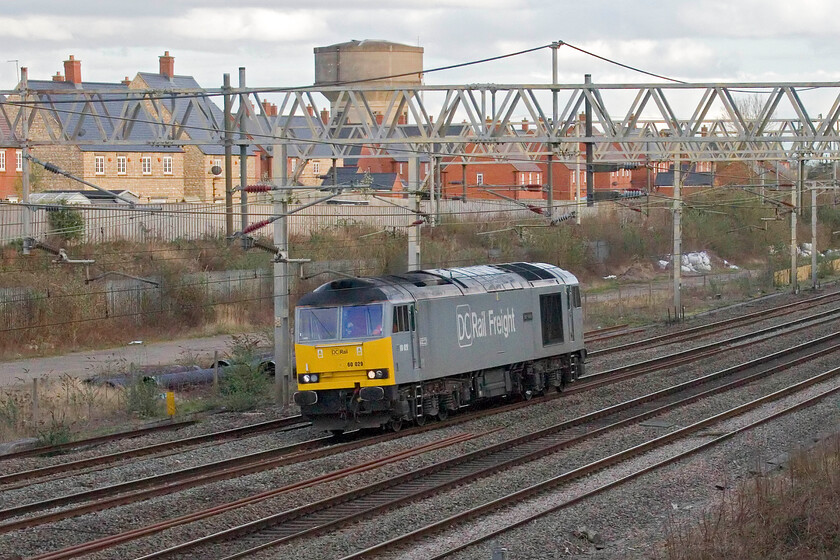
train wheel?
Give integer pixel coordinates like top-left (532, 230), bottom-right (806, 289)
top-left (388, 418), bottom-right (403, 432)
top-left (415, 413), bottom-right (426, 426)
top-left (437, 407), bottom-right (449, 421)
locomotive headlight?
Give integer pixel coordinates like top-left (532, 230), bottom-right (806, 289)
top-left (300, 373), bottom-right (319, 384)
top-left (301, 374), bottom-right (311, 383)
top-left (310, 374), bottom-right (318, 382)
top-left (367, 370), bottom-right (376, 379)
top-left (375, 369), bottom-right (385, 379)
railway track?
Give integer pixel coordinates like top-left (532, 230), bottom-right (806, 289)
top-left (589, 289), bottom-right (840, 357)
top-left (0, 419), bottom-right (198, 461)
top-left (53, 330), bottom-right (840, 560)
top-left (0, 415), bottom-right (309, 486)
top-left (11, 304), bottom-right (840, 548)
top-left (352, 370), bottom-right (840, 560)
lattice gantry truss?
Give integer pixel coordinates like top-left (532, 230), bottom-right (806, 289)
top-left (4, 81), bottom-right (840, 163)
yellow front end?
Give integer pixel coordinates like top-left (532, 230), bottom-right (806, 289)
top-left (295, 336), bottom-right (396, 390)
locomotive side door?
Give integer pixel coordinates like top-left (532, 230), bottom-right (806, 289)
top-left (410, 303), bottom-right (422, 370)
top-left (566, 285), bottom-right (576, 342)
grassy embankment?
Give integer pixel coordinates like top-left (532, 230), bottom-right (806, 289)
top-left (663, 436), bottom-right (840, 560)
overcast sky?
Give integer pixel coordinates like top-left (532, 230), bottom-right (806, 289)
top-left (1, 1), bottom-right (839, 91)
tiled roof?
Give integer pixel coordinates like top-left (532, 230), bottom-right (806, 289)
top-left (320, 166), bottom-right (398, 191)
top-left (27, 79), bottom-right (182, 153)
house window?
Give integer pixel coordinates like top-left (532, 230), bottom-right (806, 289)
top-left (519, 174), bottom-right (526, 185)
top-left (476, 173), bottom-right (484, 186)
top-left (312, 161), bottom-right (320, 175)
top-left (95, 156), bottom-right (105, 175)
top-left (535, 173), bottom-right (541, 184)
top-left (141, 156), bottom-right (151, 175)
top-left (16, 150), bottom-right (22, 172)
top-left (163, 156), bottom-right (173, 175)
top-left (0, 151), bottom-right (5, 172)
top-left (117, 156), bottom-right (126, 175)
top-left (290, 158), bottom-right (297, 172)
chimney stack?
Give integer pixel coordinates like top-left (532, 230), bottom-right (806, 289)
top-left (52, 72), bottom-right (64, 82)
top-left (306, 104), bottom-right (314, 117)
top-left (63, 55), bottom-right (81, 85)
top-left (320, 108), bottom-right (329, 124)
top-left (159, 51), bottom-right (175, 78)
top-left (121, 76), bottom-right (131, 86)
top-left (521, 118), bottom-right (529, 132)
top-left (261, 100), bottom-right (278, 116)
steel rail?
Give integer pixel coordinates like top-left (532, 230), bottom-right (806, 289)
top-left (589, 289), bottom-right (840, 357)
top-left (344, 369), bottom-right (840, 560)
top-left (0, 416), bottom-right (309, 486)
top-left (16, 306), bottom-right (840, 556)
top-left (133, 333), bottom-right (840, 559)
top-left (0, 419), bottom-right (197, 461)
top-left (577, 303), bottom-right (840, 389)
top-left (9, 298), bottom-right (839, 532)
top-left (30, 432), bottom-right (486, 560)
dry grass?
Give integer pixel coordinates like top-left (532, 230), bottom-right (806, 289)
top-left (663, 436), bottom-right (840, 560)
top-left (0, 374), bottom-right (131, 443)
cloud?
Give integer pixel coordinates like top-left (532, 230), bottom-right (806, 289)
top-left (169, 8), bottom-right (328, 42)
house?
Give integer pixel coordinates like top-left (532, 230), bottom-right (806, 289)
top-left (319, 166), bottom-right (402, 192)
top-left (0, 95), bottom-right (21, 200)
top-left (654, 162), bottom-right (715, 197)
top-left (128, 52), bottom-right (260, 201)
top-left (7, 53), bottom-right (260, 203)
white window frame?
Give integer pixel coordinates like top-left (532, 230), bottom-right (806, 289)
top-left (141, 156), bottom-right (151, 175)
top-left (16, 150), bottom-right (22, 172)
top-left (312, 160), bottom-right (320, 174)
top-left (163, 156), bottom-right (173, 175)
top-left (519, 174), bottom-right (526, 185)
top-left (535, 173), bottom-right (541, 184)
top-left (94, 155), bottom-right (105, 175)
top-left (117, 156), bottom-right (126, 175)
top-left (476, 173), bottom-right (484, 186)
top-left (0, 150), bottom-right (5, 172)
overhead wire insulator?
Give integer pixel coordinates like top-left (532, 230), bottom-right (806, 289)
top-left (241, 218), bottom-right (274, 235)
top-left (550, 211), bottom-right (576, 225)
top-left (242, 184), bottom-right (273, 193)
top-left (409, 219), bottom-right (425, 226)
top-left (526, 205), bottom-right (545, 215)
top-left (620, 189), bottom-right (644, 199)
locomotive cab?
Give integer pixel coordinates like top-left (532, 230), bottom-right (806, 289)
top-left (293, 282), bottom-right (400, 432)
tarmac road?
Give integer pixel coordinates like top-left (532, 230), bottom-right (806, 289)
top-left (0, 334), bottom-right (252, 387)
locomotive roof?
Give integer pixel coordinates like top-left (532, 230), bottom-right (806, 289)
top-left (297, 262), bottom-right (578, 307)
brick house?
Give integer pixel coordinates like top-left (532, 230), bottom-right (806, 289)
top-left (128, 52), bottom-right (260, 202)
top-left (6, 53), bottom-right (260, 203)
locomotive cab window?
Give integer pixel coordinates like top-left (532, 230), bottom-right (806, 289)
top-left (297, 307), bottom-right (339, 341)
top-left (341, 304), bottom-right (384, 339)
top-left (540, 293), bottom-right (565, 345)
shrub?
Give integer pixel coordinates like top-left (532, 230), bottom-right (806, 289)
top-left (47, 205), bottom-right (85, 242)
top-left (218, 335), bottom-right (271, 411)
top-left (35, 411), bottom-right (74, 446)
top-left (123, 375), bottom-right (161, 418)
